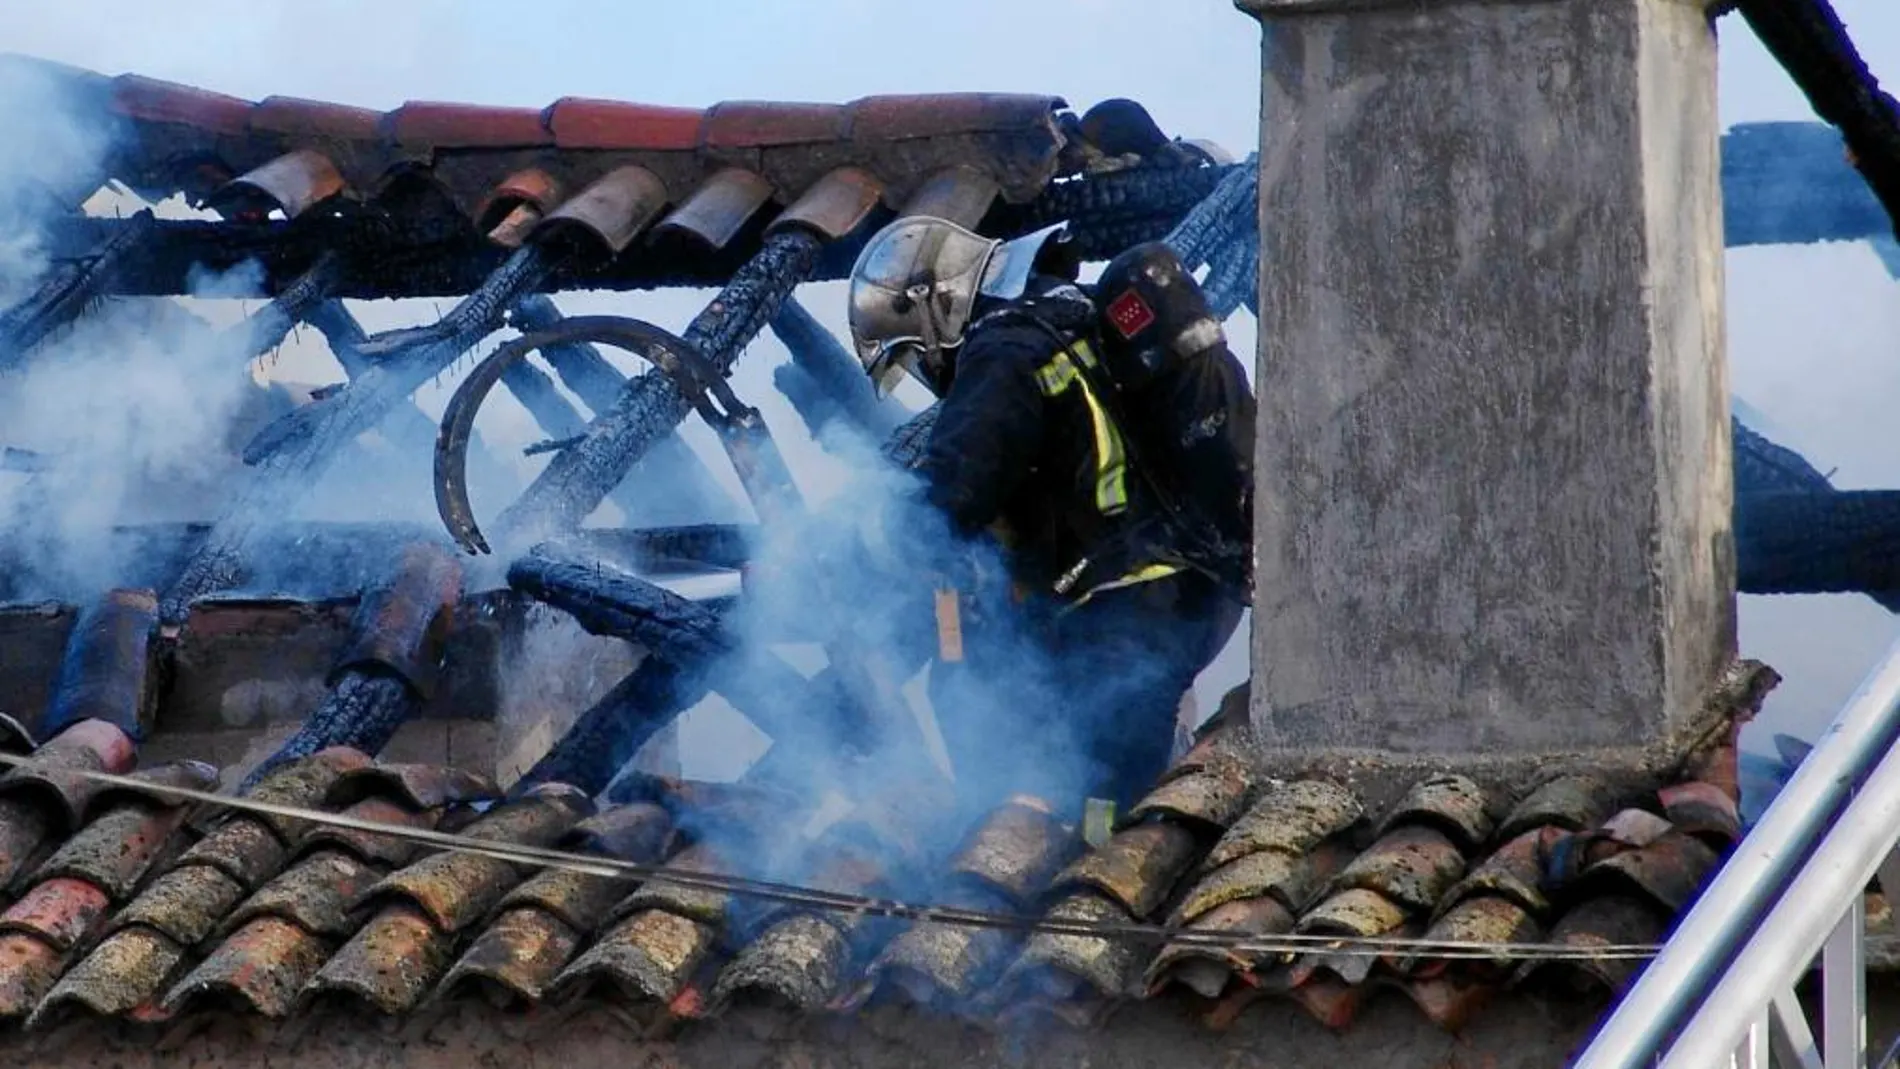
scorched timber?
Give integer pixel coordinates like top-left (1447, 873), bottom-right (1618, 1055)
top-left (1730, 0), bottom-right (1900, 237)
top-left (493, 231), bottom-right (825, 543)
top-left (160, 243), bottom-right (558, 622)
top-left (508, 295), bottom-right (737, 527)
top-left (506, 545), bottom-right (812, 743)
top-left (0, 209), bottom-right (158, 370)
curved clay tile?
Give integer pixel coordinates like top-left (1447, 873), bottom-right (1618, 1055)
top-left (767, 166), bottom-right (884, 241)
top-left (299, 795), bottom-right (441, 868)
top-left (1172, 841), bottom-right (1348, 926)
top-left (1297, 887), bottom-right (1408, 940)
top-left (533, 164), bottom-right (671, 254)
top-left (991, 891), bottom-right (1145, 1004)
top-left (0, 719), bottom-right (137, 835)
top-left (433, 905), bottom-right (581, 1006)
top-left (324, 762), bottom-right (497, 813)
top-left (1568, 829), bottom-right (1721, 915)
top-left (215, 849), bottom-right (381, 942)
top-left (110, 73), bottom-right (252, 134)
top-left (1124, 754), bottom-right (1254, 830)
top-left (219, 745), bottom-right (374, 844)
top-left (0, 878), bottom-right (111, 956)
top-left (1511, 894), bottom-right (1670, 995)
top-left (304, 903), bottom-right (454, 1015)
top-left (25, 796), bottom-right (194, 904)
top-left (475, 168), bottom-right (565, 237)
top-left (548, 907), bottom-right (718, 1004)
top-left (1412, 895), bottom-right (1543, 978)
top-left (173, 816), bottom-right (288, 890)
top-left (381, 102), bottom-right (552, 149)
top-left (250, 96), bottom-right (381, 143)
top-left (363, 851), bottom-right (523, 934)
top-left (703, 101), bottom-right (849, 150)
top-left (106, 863), bottom-right (247, 947)
top-left (655, 166), bottom-right (778, 249)
top-left (1324, 826), bottom-right (1468, 913)
top-left (1285, 973), bottom-right (1368, 1031)
top-left (543, 98), bottom-right (704, 151)
top-left (0, 798), bottom-right (52, 891)
top-left (1402, 970), bottom-right (1498, 1033)
top-left (708, 911), bottom-right (854, 1013)
top-left (1496, 773), bottom-right (1614, 840)
top-left (0, 931), bottom-right (71, 1018)
top-left (852, 914), bottom-right (1015, 1009)
top-left (1658, 779), bottom-right (1743, 849)
top-left (1050, 820), bottom-right (1200, 919)
top-left (1143, 895), bottom-right (1296, 999)
top-left (1431, 827), bottom-right (1558, 923)
top-left (162, 914), bottom-right (330, 1019)
top-left (945, 796), bottom-right (1074, 909)
top-left (355, 788), bottom-right (590, 933)
top-left (27, 925), bottom-right (183, 1028)
top-left (1374, 774), bottom-right (1494, 853)
top-left (1199, 779), bottom-right (1363, 873)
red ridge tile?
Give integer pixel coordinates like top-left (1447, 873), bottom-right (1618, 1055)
top-left (111, 74), bottom-right (253, 135)
top-left (703, 101), bottom-right (848, 149)
top-left (544, 97), bottom-right (704, 151)
top-left (848, 93), bottom-right (1062, 142)
top-left (250, 96), bottom-right (382, 142)
top-left (382, 101), bottom-right (552, 148)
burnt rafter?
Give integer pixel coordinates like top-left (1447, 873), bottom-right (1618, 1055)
top-left (1727, 0), bottom-right (1900, 239)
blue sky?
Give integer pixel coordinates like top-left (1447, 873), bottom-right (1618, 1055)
top-left (8, 0), bottom-right (1900, 755)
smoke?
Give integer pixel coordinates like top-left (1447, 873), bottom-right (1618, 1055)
top-left (664, 414), bottom-right (1099, 893)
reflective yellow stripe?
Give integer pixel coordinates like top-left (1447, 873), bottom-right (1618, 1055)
top-left (1033, 341), bottom-right (1128, 516)
top-left (1068, 562), bottom-right (1185, 609)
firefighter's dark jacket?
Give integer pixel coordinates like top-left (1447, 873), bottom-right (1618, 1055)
top-left (916, 280), bottom-right (1178, 597)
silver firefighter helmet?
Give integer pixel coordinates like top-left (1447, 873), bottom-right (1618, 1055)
top-left (846, 216), bottom-right (1066, 396)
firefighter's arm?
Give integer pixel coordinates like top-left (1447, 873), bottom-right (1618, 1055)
top-left (917, 334), bottom-right (1045, 537)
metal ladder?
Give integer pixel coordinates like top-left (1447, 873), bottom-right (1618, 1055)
top-left (1572, 639), bottom-right (1900, 1068)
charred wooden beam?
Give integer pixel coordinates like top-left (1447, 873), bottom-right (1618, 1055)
top-left (505, 544), bottom-right (811, 739)
top-left (508, 294), bottom-right (736, 527)
top-left (161, 242), bottom-right (559, 621)
top-left (1732, 0), bottom-right (1900, 237)
top-left (241, 542), bottom-right (463, 788)
top-left (512, 655), bottom-right (700, 797)
top-left (1737, 490), bottom-right (1900, 606)
top-left (0, 209), bottom-right (158, 369)
top-left (494, 230), bottom-right (827, 543)
top-left (565, 524), bottom-right (755, 574)
top-left (218, 252), bottom-right (344, 362)
top-left (770, 295), bottom-right (908, 443)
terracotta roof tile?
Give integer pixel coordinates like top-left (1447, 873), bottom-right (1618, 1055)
top-left (543, 98), bottom-right (704, 151)
top-left (250, 96), bottom-right (382, 142)
top-left (0, 694), bottom-right (1768, 1043)
top-left (382, 101), bottom-right (552, 148)
top-left (110, 73), bottom-right (253, 134)
top-left (703, 101), bottom-right (849, 149)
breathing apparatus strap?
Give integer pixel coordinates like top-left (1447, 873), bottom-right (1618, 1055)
top-left (999, 304), bottom-right (1249, 602)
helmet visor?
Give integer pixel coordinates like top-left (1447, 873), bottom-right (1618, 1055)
top-left (865, 338), bottom-right (926, 397)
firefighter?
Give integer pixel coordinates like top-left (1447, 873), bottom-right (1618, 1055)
top-left (845, 215), bottom-right (1251, 816)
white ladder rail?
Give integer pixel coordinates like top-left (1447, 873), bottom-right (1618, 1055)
top-left (1575, 636), bottom-right (1900, 1068)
